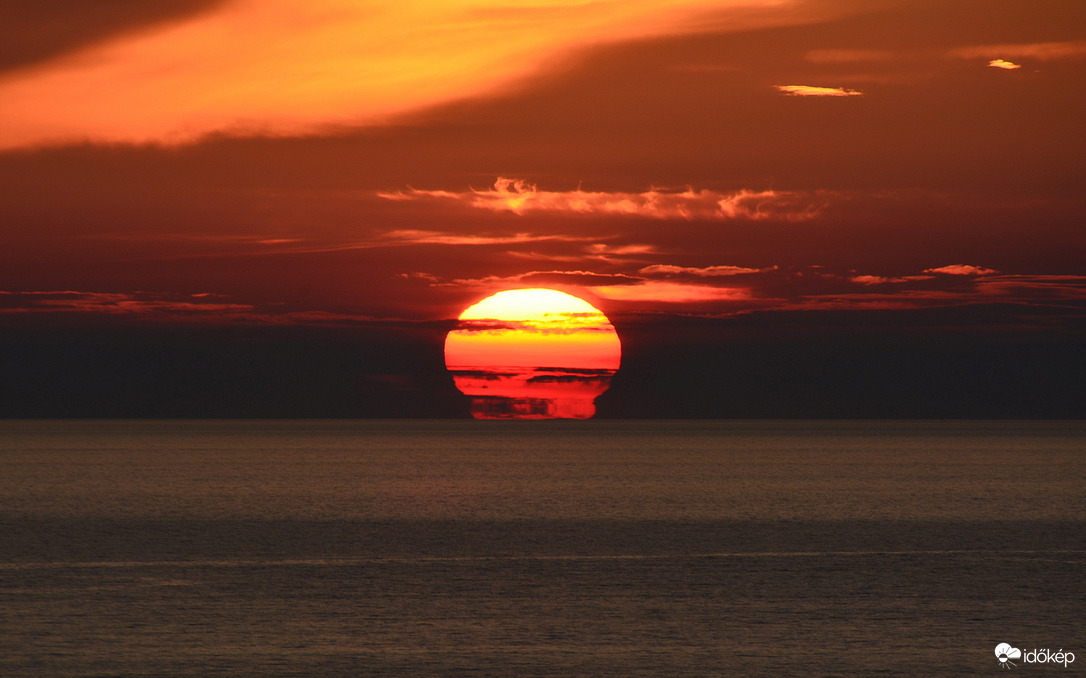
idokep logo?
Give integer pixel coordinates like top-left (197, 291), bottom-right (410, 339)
top-left (995, 643), bottom-right (1076, 669)
top-left (996, 644), bottom-right (1022, 669)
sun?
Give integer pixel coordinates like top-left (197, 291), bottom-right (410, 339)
top-left (445, 288), bottom-right (621, 419)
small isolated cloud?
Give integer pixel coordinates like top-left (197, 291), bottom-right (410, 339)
top-left (380, 178), bottom-right (824, 221)
top-left (988, 59), bottom-right (1022, 70)
top-left (924, 265), bottom-right (998, 276)
top-left (775, 85), bottom-right (863, 97)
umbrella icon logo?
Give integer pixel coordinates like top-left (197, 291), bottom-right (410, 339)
top-left (995, 643), bottom-right (1022, 669)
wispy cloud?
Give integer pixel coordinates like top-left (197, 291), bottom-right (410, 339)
top-left (380, 178), bottom-right (826, 221)
top-left (0, 290), bottom-right (253, 316)
top-left (775, 85), bottom-right (863, 97)
top-left (380, 229), bottom-right (594, 247)
top-left (924, 264), bottom-right (998, 276)
top-left (87, 232), bottom-right (304, 246)
top-left (584, 243), bottom-right (660, 258)
top-left (415, 270), bottom-right (754, 305)
top-left (435, 270), bottom-right (637, 291)
top-left (591, 281), bottom-right (751, 303)
top-left (0, 290), bottom-right (408, 325)
top-left (973, 275), bottom-right (1086, 302)
top-left (850, 275), bottom-right (932, 285)
top-left (505, 242), bottom-right (661, 265)
top-left (405, 263), bottom-right (1086, 321)
top-left (950, 41), bottom-right (1086, 61)
top-left (810, 270), bottom-right (1086, 314)
top-left (0, 0), bottom-right (796, 149)
top-left (640, 264), bottom-right (771, 276)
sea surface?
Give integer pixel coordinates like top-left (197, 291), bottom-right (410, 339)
top-left (1, 420), bottom-right (1083, 676)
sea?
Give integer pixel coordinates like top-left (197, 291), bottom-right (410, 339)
top-left (1, 419), bottom-right (1082, 677)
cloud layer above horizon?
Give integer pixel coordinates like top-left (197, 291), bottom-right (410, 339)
top-left (0, 0), bottom-right (1083, 334)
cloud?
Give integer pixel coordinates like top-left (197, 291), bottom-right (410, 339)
top-left (924, 264), bottom-right (998, 276)
top-left (949, 40), bottom-right (1086, 62)
top-left (505, 242), bottom-right (661, 265)
top-left (381, 178), bottom-right (826, 221)
top-left (0, 289), bottom-right (406, 325)
top-left (436, 270), bottom-right (638, 291)
top-left (792, 271), bottom-right (1086, 314)
top-left (775, 85), bottom-right (863, 97)
top-left (0, 0), bottom-right (796, 148)
top-left (590, 281), bottom-right (751, 303)
top-left (640, 264), bottom-right (770, 276)
top-left (0, 290), bottom-right (253, 316)
top-left (974, 275), bottom-right (1086, 301)
top-left (520, 271), bottom-right (639, 287)
top-left (397, 268), bottom-right (755, 305)
top-left (850, 274), bottom-right (934, 285)
top-left (584, 243), bottom-right (660, 257)
top-left (987, 59), bottom-right (1021, 70)
top-left (379, 229), bottom-right (593, 247)
top-left (780, 292), bottom-right (961, 312)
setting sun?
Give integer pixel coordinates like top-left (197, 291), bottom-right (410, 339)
top-left (445, 288), bottom-right (621, 419)
top-left (3, 2), bottom-right (1084, 674)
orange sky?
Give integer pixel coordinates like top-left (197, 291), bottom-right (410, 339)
top-left (0, 0), bottom-right (1083, 416)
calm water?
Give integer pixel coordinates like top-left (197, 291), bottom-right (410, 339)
top-left (1, 420), bottom-right (1083, 676)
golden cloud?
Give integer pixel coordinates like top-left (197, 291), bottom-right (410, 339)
top-left (0, 0), bottom-right (794, 148)
top-left (924, 265), bottom-right (998, 276)
top-left (775, 85), bottom-right (863, 97)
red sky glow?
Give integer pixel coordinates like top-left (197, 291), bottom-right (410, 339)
top-left (1, 0), bottom-right (1083, 417)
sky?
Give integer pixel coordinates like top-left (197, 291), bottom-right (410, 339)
top-left (1, 0), bottom-right (1084, 417)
